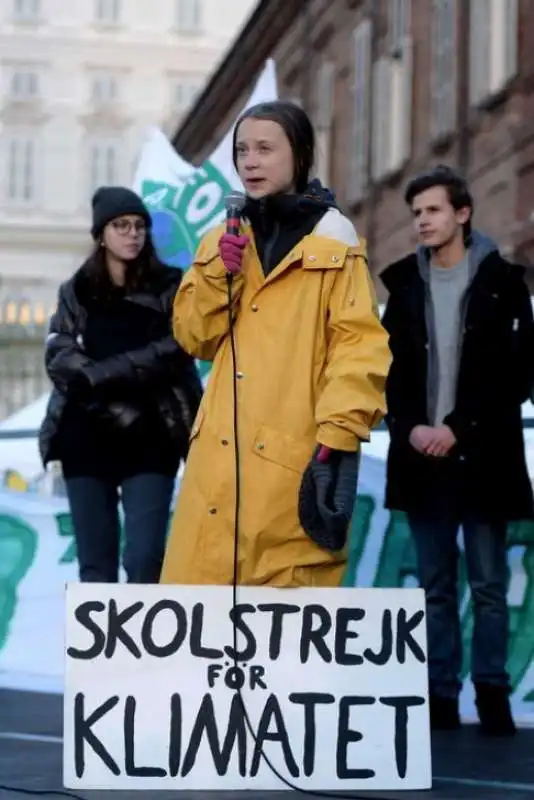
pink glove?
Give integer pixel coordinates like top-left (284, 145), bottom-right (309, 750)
top-left (316, 445), bottom-right (332, 464)
top-left (219, 233), bottom-right (249, 276)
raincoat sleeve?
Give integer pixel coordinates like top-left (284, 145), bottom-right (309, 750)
top-left (172, 228), bottom-right (245, 361)
top-left (315, 247), bottom-right (391, 452)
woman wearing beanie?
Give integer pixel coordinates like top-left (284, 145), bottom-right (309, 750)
top-left (160, 101), bottom-right (391, 587)
top-left (39, 186), bottom-right (203, 583)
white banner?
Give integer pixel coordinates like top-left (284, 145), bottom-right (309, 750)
top-left (63, 583), bottom-right (431, 792)
top-left (2, 457), bottom-right (534, 728)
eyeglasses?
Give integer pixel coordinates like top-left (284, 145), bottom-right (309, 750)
top-left (111, 218), bottom-right (147, 236)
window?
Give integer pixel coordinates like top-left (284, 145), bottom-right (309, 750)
top-left (469, 0), bottom-right (518, 106)
top-left (347, 20), bottom-right (372, 204)
top-left (91, 74), bottom-right (118, 104)
top-left (5, 136), bottom-right (36, 204)
top-left (13, 0), bottom-right (40, 21)
top-left (9, 70), bottom-right (39, 101)
top-left (94, 0), bottom-right (120, 24)
top-left (89, 140), bottom-right (119, 193)
top-left (430, 0), bottom-right (457, 139)
top-left (389, 0), bottom-right (410, 56)
top-left (175, 0), bottom-right (203, 34)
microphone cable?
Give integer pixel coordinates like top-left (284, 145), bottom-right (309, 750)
top-left (225, 272), bottom-right (396, 800)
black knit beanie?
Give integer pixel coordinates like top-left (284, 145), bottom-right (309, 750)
top-left (91, 186), bottom-right (152, 240)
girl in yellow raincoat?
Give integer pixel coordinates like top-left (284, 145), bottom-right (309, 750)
top-left (160, 100), bottom-right (391, 588)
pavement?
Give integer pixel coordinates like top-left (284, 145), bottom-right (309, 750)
top-left (1, 688), bottom-right (534, 799)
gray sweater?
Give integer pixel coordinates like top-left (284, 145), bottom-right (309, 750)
top-left (430, 254), bottom-right (470, 425)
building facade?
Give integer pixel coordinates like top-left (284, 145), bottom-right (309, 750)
top-left (172, 0), bottom-right (534, 295)
top-left (0, 0), bottom-right (256, 419)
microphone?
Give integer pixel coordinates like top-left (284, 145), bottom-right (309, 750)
top-left (224, 191), bottom-right (246, 236)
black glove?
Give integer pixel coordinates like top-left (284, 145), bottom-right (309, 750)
top-left (298, 445), bottom-right (360, 552)
top-left (67, 369), bottom-right (93, 399)
top-left (80, 356), bottom-right (137, 389)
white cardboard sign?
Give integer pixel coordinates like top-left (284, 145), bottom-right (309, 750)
top-left (63, 584), bottom-right (431, 792)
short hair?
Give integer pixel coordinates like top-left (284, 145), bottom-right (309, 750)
top-left (404, 164), bottom-right (473, 237)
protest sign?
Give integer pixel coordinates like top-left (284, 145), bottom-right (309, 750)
top-left (63, 584), bottom-right (431, 792)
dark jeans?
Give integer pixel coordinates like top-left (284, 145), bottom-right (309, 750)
top-left (407, 510), bottom-right (510, 699)
top-left (65, 473), bottom-right (176, 583)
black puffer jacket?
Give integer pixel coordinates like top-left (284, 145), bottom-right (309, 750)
top-left (39, 263), bottom-right (203, 467)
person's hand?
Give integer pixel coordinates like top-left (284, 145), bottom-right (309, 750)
top-left (409, 425), bottom-right (436, 454)
top-left (424, 425), bottom-right (457, 457)
top-left (68, 369), bottom-right (92, 398)
top-left (219, 233), bottom-right (249, 276)
top-left (316, 445), bottom-right (332, 463)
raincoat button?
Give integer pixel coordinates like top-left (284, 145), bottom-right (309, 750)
top-left (221, 438), bottom-right (229, 446)
top-left (236, 371), bottom-right (244, 379)
top-left (256, 443), bottom-right (265, 451)
top-left (251, 304), bottom-right (259, 312)
top-left (308, 255), bottom-right (316, 261)
top-left (332, 256), bottom-right (339, 262)
top-left (209, 507), bottom-right (217, 515)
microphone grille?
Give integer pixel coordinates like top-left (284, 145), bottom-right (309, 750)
top-left (224, 191), bottom-right (246, 213)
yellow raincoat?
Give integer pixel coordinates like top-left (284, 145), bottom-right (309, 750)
top-left (160, 211), bottom-right (391, 587)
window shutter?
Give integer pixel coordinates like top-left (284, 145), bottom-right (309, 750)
top-left (431, 0), bottom-right (456, 139)
top-left (395, 35), bottom-right (413, 166)
top-left (389, 0), bottom-right (410, 56)
top-left (347, 19), bottom-right (372, 204)
top-left (315, 61), bottom-right (335, 131)
top-left (371, 57), bottom-right (391, 181)
top-left (502, 0), bottom-right (518, 84)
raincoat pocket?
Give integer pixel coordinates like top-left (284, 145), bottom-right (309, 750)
top-left (251, 424), bottom-right (312, 475)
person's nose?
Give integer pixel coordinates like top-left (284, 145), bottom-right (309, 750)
top-left (243, 154), bottom-right (260, 172)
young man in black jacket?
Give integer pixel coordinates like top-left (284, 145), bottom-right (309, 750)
top-left (381, 165), bottom-right (533, 736)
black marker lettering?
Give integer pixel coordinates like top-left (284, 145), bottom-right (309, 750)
top-left (74, 693), bottom-right (120, 778)
top-left (336, 696), bottom-right (375, 779)
top-left (124, 696), bottom-right (166, 777)
top-left (334, 608), bottom-right (365, 665)
top-left (105, 600), bottom-right (143, 659)
top-left (396, 610), bottom-right (426, 664)
top-left (364, 609), bottom-right (393, 666)
top-left (250, 694), bottom-right (299, 778)
top-left (300, 605), bottom-right (332, 664)
top-left (249, 665), bottom-right (267, 690)
top-left (224, 604), bottom-right (257, 661)
top-left (207, 664), bottom-right (223, 687)
top-left (257, 603), bottom-right (300, 660)
top-left (168, 694), bottom-right (181, 778)
top-left (181, 693), bottom-right (246, 777)
top-left (190, 604), bottom-right (223, 659)
top-left (380, 696), bottom-right (425, 779)
top-left (289, 693), bottom-right (335, 777)
top-left (141, 600), bottom-right (187, 658)
top-left (67, 601), bottom-right (106, 660)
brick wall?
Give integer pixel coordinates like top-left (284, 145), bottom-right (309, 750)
top-left (174, 0), bottom-right (534, 292)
